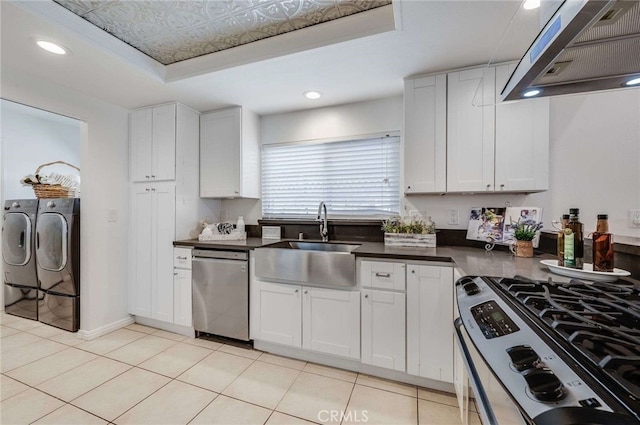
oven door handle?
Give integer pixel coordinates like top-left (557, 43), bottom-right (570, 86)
top-left (454, 317), bottom-right (499, 425)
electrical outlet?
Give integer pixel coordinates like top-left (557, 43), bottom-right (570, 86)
top-left (629, 210), bottom-right (640, 228)
top-left (448, 209), bottom-right (459, 225)
top-left (107, 209), bottom-right (118, 222)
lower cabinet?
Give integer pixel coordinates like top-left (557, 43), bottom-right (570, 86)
top-left (361, 288), bottom-right (406, 371)
top-left (253, 280), bottom-right (360, 359)
top-left (254, 280), bottom-right (302, 346)
top-left (407, 264), bottom-right (455, 383)
top-left (173, 269), bottom-right (192, 327)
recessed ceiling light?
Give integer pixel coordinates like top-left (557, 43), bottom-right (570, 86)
top-left (304, 91), bottom-right (322, 100)
top-left (37, 40), bottom-right (67, 55)
top-left (523, 0), bottom-right (540, 10)
top-left (624, 77), bottom-right (640, 86)
top-left (522, 89), bottom-right (541, 98)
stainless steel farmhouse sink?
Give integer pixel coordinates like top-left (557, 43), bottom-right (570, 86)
top-left (255, 241), bottom-right (361, 288)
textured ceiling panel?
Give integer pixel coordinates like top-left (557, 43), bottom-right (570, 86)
top-left (53, 0), bottom-right (392, 65)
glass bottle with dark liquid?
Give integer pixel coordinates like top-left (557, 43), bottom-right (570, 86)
top-left (592, 214), bottom-right (614, 272)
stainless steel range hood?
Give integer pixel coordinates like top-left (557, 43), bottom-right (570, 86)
top-left (501, 0), bottom-right (640, 101)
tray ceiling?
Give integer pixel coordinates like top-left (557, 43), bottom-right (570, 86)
top-left (53, 0), bottom-right (392, 65)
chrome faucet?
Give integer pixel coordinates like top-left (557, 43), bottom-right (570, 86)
top-left (317, 201), bottom-right (329, 242)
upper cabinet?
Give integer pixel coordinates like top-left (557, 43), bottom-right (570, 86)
top-left (130, 104), bottom-right (176, 182)
top-left (447, 67), bottom-right (496, 193)
top-left (494, 64), bottom-right (549, 192)
top-left (404, 74), bottom-right (447, 194)
top-left (403, 62), bottom-right (549, 194)
top-left (200, 106), bottom-right (260, 198)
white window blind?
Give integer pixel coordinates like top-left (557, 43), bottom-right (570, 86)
top-left (262, 134), bottom-right (400, 218)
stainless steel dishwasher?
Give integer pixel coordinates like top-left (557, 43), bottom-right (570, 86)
top-left (192, 249), bottom-right (249, 341)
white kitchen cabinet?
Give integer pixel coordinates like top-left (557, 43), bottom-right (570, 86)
top-left (252, 279), bottom-right (360, 359)
top-left (129, 181), bottom-right (176, 323)
top-left (253, 280), bottom-right (302, 347)
top-left (404, 74), bottom-right (447, 194)
top-left (495, 63), bottom-right (549, 192)
top-left (447, 67), bottom-right (496, 193)
top-left (407, 264), bottom-right (454, 383)
top-left (129, 103), bottom-right (203, 329)
top-left (173, 247), bottom-right (193, 328)
top-left (200, 106), bottom-right (260, 198)
top-left (130, 103), bottom-right (176, 182)
top-left (405, 63), bottom-right (550, 194)
top-left (303, 287), bottom-right (360, 359)
top-left (361, 289), bottom-right (406, 371)
top-left (359, 259), bottom-right (406, 371)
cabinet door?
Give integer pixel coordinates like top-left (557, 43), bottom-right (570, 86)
top-left (361, 289), bottom-right (406, 371)
top-left (129, 184), bottom-right (153, 317)
top-left (302, 287), bottom-right (360, 359)
top-left (152, 182), bottom-right (176, 323)
top-left (404, 74), bottom-right (447, 193)
top-left (495, 64), bottom-right (549, 192)
top-left (173, 269), bottom-right (192, 327)
top-left (255, 280), bottom-right (302, 347)
top-left (130, 108), bottom-right (153, 182)
top-left (200, 108), bottom-right (241, 197)
top-left (407, 264), bottom-right (454, 383)
top-left (447, 67), bottom-right (496, 192)
top-left (152, 104), bottom-right (176, 181)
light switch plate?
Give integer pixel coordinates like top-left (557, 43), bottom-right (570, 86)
top-left (629, 210), bottom-right (640, 228)
top-left (448, 209), bottom-right (459, 225)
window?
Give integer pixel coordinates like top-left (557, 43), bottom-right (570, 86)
top-left (262, 133), bottom-right (400, 218)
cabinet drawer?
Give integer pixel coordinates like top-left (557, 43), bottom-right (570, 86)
top-left (360, 261), bottom-right (406, 291)
top-left (173, 248), bottom-right (192, 269)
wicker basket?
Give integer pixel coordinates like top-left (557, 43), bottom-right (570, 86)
top-left (31, 161), bottom-right (80, 199)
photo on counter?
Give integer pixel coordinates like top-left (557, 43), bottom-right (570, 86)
top-left (466, 207), bottom-right (507, 242)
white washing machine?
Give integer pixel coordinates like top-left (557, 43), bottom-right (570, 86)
top-left (36, 198), bottom-right (80, 331)
top-left (3, 199), bottom-right (40, 320)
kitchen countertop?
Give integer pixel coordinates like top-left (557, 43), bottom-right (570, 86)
top-left (173, 237), bottom-right (271, 251)
top-left (174, 238), bottom-right (638, 284)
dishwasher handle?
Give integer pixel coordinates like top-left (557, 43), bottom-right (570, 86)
top-left (193, 249), bottom-right (248, 261)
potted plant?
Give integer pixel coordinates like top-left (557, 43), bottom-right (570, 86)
top-left (510, 219), bottom-right (543, 258)
top-left (382, 216), bottom-right (436, 248)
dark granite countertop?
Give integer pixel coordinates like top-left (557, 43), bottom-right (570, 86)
top-left (173, 237), bottom-right (278, 251)
top-left (173, 238), bottom-right (638, 284)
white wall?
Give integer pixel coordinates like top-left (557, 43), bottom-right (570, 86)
top-left (225, 89), bottom-right (640, 240)
top-left (1, 100), bottom-right (81, 200)
top-left (2, 67), bottom-right (131, 333)
top-left (222, 96), bottom-right (404, 224)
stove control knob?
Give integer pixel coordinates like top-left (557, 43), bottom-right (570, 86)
top-left (506, 345), bottom-right (540, 371)
top-left (463, 281), bottom-right (480, 295)
top-left (522, 367), bottom-right (566, 402)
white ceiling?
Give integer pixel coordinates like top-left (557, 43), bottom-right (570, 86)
top-left (0, 0), bottom-right (549, 116)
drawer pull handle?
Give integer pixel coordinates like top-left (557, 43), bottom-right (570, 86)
top-left (375, 272), bottom-right (391, 278)
top-left (176, 256), bottom-right (188, 260)
top-left (295, 289), bottom-right (299, 293)
top-left (364, 294), bottom-right (369, 299)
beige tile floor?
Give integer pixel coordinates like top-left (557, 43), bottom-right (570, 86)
top-left (1, 312), bottom-right (481, 425)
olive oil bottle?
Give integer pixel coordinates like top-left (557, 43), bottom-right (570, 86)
top-left (564, 208), bottom-right (584, 269)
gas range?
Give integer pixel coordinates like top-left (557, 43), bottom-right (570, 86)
top-left (456, 275), bottom-right (640, 425)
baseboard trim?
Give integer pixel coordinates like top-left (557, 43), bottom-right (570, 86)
top-left (253, 340), bottom-right (455, 393)
top-left (134, 316), bottom-right (195, 338)
top-left (77, 316), bottom-right (135, 341)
